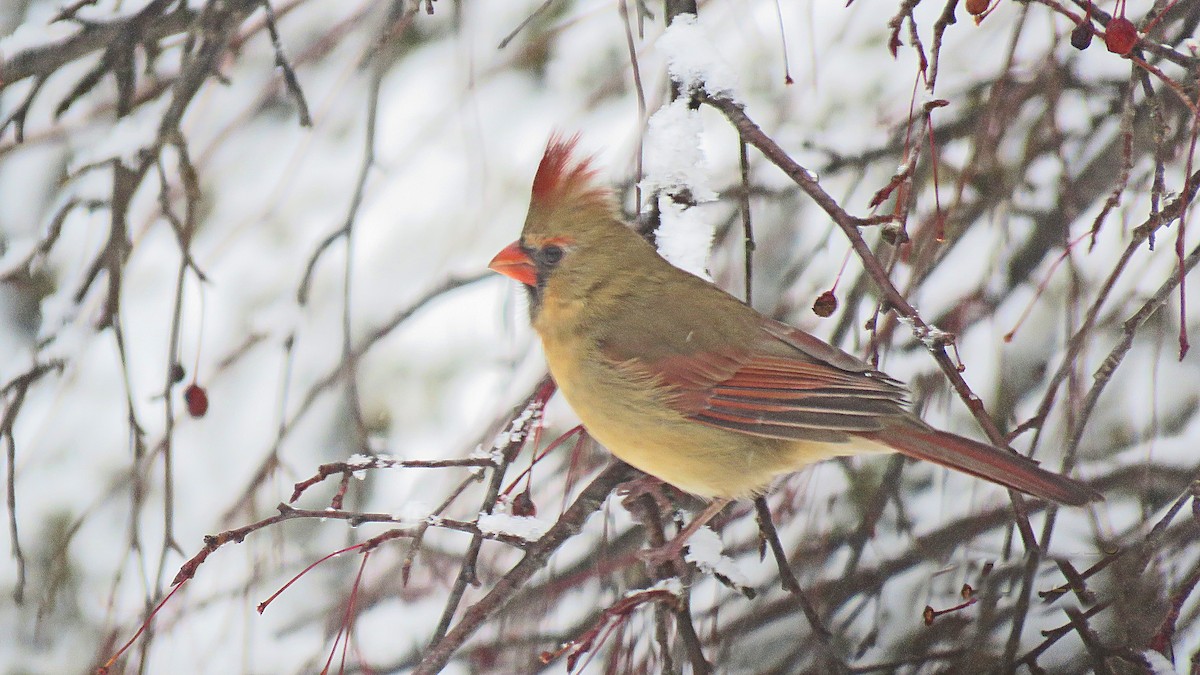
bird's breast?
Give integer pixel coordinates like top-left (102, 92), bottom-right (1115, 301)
top-left (534, 312), bottom-right (860, 498)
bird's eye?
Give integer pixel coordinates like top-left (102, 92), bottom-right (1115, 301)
top-left (537, 245), bottom-right (564, 267)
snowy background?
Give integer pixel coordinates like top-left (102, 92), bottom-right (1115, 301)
top-left (2, 0), bottom-right (1200, 673)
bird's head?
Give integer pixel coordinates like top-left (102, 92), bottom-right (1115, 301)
top-left (489, 134), bottom-right (634, 310)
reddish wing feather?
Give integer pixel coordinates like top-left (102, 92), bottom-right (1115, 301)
top-left (688, 354), bottom-right (906, 435)
top-left (606, 317), bottom-right (910, 440)
top-left (630, 319), bottom-right (1099, 504)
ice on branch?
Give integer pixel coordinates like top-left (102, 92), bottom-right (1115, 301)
top-left (346, 453), bottom-right (374, 480)
top-left (895, 312), bottom-right (952, 350)
top-left (489, 399), bottom-right (544, 452)
top-left (658, 13), bottom-right (739, 101)
top-left (918, 325), bottom-right (953, 349)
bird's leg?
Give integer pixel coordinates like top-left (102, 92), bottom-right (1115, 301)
top-left (617, 474), bottom-right (675, 515)
top-left (639, 498), bottom-right (732, 569)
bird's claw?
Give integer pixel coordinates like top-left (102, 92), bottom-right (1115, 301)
top-left (617, 475), bottom-right (675, 513)
top-left (637, 539), bottom-right (689, 570)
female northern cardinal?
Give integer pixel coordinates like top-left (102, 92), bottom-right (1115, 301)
top-left (490, 135), bottom-right (1098, 507)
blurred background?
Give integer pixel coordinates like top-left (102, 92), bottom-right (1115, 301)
top-left (2, 0), bottom-right (1199, 672)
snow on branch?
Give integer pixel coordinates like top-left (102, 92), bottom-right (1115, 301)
top-left (657, 13), bottom-right (739, 101)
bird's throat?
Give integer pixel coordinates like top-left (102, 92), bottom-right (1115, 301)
top-left (523, 281), bottom-right (544, 322)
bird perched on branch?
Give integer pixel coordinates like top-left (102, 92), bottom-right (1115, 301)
top-left (490, 135), bottom-right (1098, 511)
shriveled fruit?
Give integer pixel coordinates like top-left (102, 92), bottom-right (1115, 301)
top-left (812, 290), bottom-right (838, 318)
top-left (1070, 21), bottom-right (1093, 50)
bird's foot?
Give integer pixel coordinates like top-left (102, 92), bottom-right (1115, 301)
top-left (616, 475), bottom-right (675, 514)
top-left (636, 498), bottom-right (732, 572)
top-left (637, 537), bottom-right (690, 570)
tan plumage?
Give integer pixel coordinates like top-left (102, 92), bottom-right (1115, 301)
top-left (489, 136), bottom-right (1098, 505)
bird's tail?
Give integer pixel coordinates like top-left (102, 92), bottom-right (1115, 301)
top-left (859, 422), bottom-right (1100, 506)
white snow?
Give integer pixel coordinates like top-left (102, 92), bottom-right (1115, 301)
top-left (393, 500), bottom-right (433, 524)
top-left (476, 512), bottom-right (551, 542)
top-left (0, 1), bottom-right (1196, 672)
top-left (641, 98), bottom-right (718, 279)
top-left (1142, 651), bottom-right (1178, 675)
top-left (639, 99), bottom-right (717, 205)
top-left (657, 13), bottom-right (740, 100)
top-left (0, 16), bottom-right (76, 58)
top-left (640, 576), bottom-right (684, 597)
top-left (0, 233), bottom-right (36, 268)
top-left (918, 324), bottom-right (952, 349)
top-left (346, 453), bottom-right (371, 479)
top-left (490, 397), bottom-right (543, 449)
top-left (684, 526), bottom-right (749, 588)
top-left (66, 96), bottom-right (174, 170)
top-left (654, 195), bottom-right (715, 280)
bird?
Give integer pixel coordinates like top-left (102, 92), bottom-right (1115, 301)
top-left (489, 134), bottom-right (1099, 515)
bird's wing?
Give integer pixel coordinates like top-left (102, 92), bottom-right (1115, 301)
top-left (600, 314), bottom-right (911, 442)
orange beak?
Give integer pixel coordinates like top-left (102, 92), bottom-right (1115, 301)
top-left (488, 241), bottom-right (538, 287)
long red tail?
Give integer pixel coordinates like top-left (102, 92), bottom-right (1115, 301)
top-left (860, 422), bottom-right (1100, 506)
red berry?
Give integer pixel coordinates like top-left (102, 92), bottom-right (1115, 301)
top-left (965, 0), bottom-right (990, 16)
top-left (184, 384), bottom-right (208, 418)
top-left (1104, 17), bottom-right (1137, 55)
top-left (812, 290), bottom-right (838, 318)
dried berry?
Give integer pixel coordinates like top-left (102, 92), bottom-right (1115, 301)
top-left (812, 290), bottom-right (838, 318)
top-left (1070, 22), bottom-right (1093, 50)
top-left (1104, 17), bottom-right (1137, 55)
top-left (169, 362), bottom-right (186, 384)
top-left (512, 488), bottom-right (537, 517)
top-left (881, 223), bottom-right (910, 246)
top-left (184, 383), bottom-right (209, 418)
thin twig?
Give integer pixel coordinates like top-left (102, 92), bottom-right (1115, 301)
top-left (703, 93), bottom-right (1040, 553)
top-left (414, 461), bottom-right (637, 675)
top-left (258, 0), bottom-right (312, 127)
